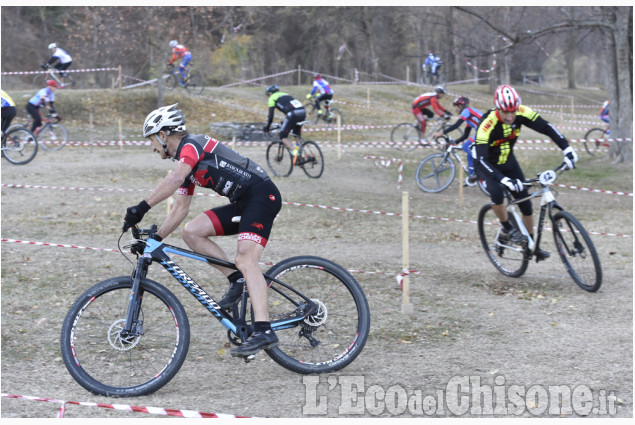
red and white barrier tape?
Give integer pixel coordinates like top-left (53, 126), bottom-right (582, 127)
top-left (1, 67), bottom-right (118, 76)
top-left (1, 393), bottom-right (243, 418)
top-left (364, 155), bottom-right (403, 188)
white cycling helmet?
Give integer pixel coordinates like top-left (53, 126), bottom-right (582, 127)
top-left (169, 40), bottom-right (178, 47)
top-left (143, 104), bottom-right (186, 138)
top-left (48, 43), bottom-right (57, 49)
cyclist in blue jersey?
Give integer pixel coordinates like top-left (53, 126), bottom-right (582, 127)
top-left (600, 100), bottom-right (609, 124)
top-left (433, 96), bottom-right (483, 184)
top-left (424, 52), bottom-right (443, 83)
top-left (263, 84), bottom-right (307, 164)
top-left (26, 80), bottom-right (58, 133)
top-left (306, 74), bottom-right (334, 119)
top-left (1, 89), bottom-right (17, 135)
top-left (123, 104), bottom-right (282, 358)
top-left (42, 43), bottom-right (73, 88)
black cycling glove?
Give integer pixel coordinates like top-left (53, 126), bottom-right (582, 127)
top-left (123, 200), bottom-right (151, 231)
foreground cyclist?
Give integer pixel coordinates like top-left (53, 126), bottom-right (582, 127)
top-left (474, 85), bottom-right (578, 261)
top-left (122, 104), bottom-right (282, 357)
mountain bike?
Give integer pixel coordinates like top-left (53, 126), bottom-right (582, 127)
top-left (303, 96), bottom-right (344, 125)
top-left (60, 225), bottom-right (370, 397)
top-left (33, 64), bottom-right (76, 89)
top-left (22, 115), bottom-right (68, 151)
top-left (390, 116), bottom-right (451, 152)
top-left (1, 125), bottom-right (38, 165)
top-left (164, 64), bottom-right (204, 95)
top-left (265, 123), bottom-right (324, 178)
top-left (415, 135), bottom-right (489, 195)
top-left (583, 125), bottom-right (610, 156)
top-left (477, 163), bottom-right (602, 292)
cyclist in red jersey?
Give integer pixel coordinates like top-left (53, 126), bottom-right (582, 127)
top-left (412, 85), bottom-right (451, 133)
top-left (123, 104), bottom-right (282, 358)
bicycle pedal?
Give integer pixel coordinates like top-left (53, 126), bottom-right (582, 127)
top-left (243, 354), bottom-right (255, 363)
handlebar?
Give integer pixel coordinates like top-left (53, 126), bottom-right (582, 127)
top-left (524, 162), bottom-right (568, 187)
top-left (130, 224), bottom-right (158, 240)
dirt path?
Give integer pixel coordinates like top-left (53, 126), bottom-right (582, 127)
top-left (1, 142), bottom-right (632, 418)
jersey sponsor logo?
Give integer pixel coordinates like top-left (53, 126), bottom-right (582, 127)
top-left (177, 187), bottom-right (190, 196)
top-left (269, 194), bottom-right (276, 201)
top-left (219, 160), bottom-right (253, 180)
top-left (192, 169), bottom-right (214, 187)
top-left (251, 222), bottom-right (264, 231)
top-left (238, 232), bottom-right (263, 244)
top-left (222, 180), bottom-right (234, 195)
top-left (482, 119), bottom-right (493, 133)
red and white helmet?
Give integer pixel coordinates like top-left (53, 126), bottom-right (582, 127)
top-left (494, 85), bottom-right (521, 112)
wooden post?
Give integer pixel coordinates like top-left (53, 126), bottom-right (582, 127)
top-left (232, 135), bottom-right (236, 151)
top-left (406, 66), bottom-right (409, 83)
top-left (298, 65), bottom-right (301, 86)
top-left (118, 65), bottom-right (122, 89)
top-left (367, 88), bottom-right (370, 108)
top-left (401, 191), bottom-right (414, 314)
top-left (458, 164), bottom-right (464, 205)
top-left (337, 113), bottom-right (342, 160)
top-left (118, 118), bottom-right (123, 150)
top-left (167, 170), bottom-right (174, 213)
top-left (570, 98), bottom-right (574, 117)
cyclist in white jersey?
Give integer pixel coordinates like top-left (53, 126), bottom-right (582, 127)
top-left (42, 43), bottom-right (73, 87)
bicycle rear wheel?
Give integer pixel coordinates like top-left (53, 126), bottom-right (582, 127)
top-left (2, 127), bottom-right (38, 165)
top-left (266, 141), bottom-right (293, 177)
top-left (38, 123), bottom-right (68, 151)
top-left (185, 71), bottom-right (204, 95)
top-left (60, 276), bottom-right (190, 397)
top-left (263, 256), bottom-right (370, 374)
top-left (415, 152), bottom-right (455, 193)
top-left (299, 140), bottom-right (324, 178)
top-left (390, 123), bottom-right (420, 151)
top-left (478, 204), bottom-right (529, 278)
top-left (325, 108), bottom-right (344, 126)
top-left (552, 210), bottom-right (602, 292)
top-left (583, 128), bottom-right (608, 156)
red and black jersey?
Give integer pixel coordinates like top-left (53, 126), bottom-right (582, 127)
top-left (175, 134), bottom-right (270, 202)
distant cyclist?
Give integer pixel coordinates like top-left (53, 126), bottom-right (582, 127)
top-left (412, 85), bottom-right (452, 134)
top-left (26, 80), bottom-right (58, 133)
top-left (600, 100), bottom-right (609, 124)
top-left (263, 84), bottom-right (306, 164)
top-left (42, 43), bottom-right (73, 88)
top-left (168, 40), bottom-right (192, 86)
top-left (432, 96), bottom-right (482, 184)
top-left (306, 74), bottom-right (334, 119)
top-left (424, 52), bottom-right (443, 83)
top-left (1, 89), bottom-right (17, 136)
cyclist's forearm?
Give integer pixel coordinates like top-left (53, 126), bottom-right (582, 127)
top-left (157, 204), bottom-right (189, 239)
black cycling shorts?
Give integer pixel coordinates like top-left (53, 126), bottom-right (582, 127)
top-left (204, 179), bottom-right (282, 247)
top-left (477, 155), bottom-right (533, 216)
top-left (280, 108), bottom-right (306, 139)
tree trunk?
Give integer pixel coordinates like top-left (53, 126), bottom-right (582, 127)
top-left (566, 7), bottom-right (576, 89)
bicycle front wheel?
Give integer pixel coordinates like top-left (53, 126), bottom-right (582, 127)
top-left (33, 73), bottom-right (47, 88)
top-left (264, 256), bottom-right (370, 374)
top-left (478, 203), bottom-right (529, 278)
top-left (185, 71), bottom-right (204, 95)
top-left (2, 127), bottom-right (38, 165)
top-left (415, 152), bottom-right (455, 193)
top-left (38, 123), bottom-right (68, 151)
top-left (390, 123), bottom-right (420, 151)
top-left (299, 140), bottom-right (324, 178)
top-left (583, 128), bottom-right (608, 156)
top-left (552, 210), bottom-right (602, 292)
top-left (266, 141), bottom-right (293, 177)
top-left (60, 276), bottom-right (190, 397)
top-left (164, 73), bottom-right (178, 90)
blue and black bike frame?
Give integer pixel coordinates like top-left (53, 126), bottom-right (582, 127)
top-left (122, 231), bottom-right (316, 344)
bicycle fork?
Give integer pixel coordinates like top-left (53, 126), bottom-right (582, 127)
top-left (121, 256), bottom-right (151, 340)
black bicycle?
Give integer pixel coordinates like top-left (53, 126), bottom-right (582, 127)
top-left (164, 64), bottom-right (204, 95)
top-left (265, 123), bottom-right (324, 178)
top-left (477, 163), bottom-right (602, 292)
top-left (60, 225), bottom-right (370, 397)
top-left (1, 125), bottom-right (38, 165)
top-left (303, 96), bottom-right (344, 125)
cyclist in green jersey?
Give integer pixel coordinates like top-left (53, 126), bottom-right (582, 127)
top-left (263, 85), bottom-right (307, 164)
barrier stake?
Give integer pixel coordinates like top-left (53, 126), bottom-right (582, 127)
top-left (367, 88), bottom-right (370, 108)
top-left (118, 118), bottom-right (123, 150)
top-left (232, 135), bottom-right (236, 150)
top-left (337, 114), bottom-right (342, 160)
top-left (458, 164), bottom-right (464, 205)
top-left (118, 65), bottom-right (122, 89)
top-left (401, 191), bottom-right (414, 314)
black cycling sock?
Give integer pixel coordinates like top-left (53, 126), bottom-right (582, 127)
top-left (501, 220), bottom-right (513, 231)
top-left (254, 321), bottom-right (272, 333)
top-left (227, 271), bottom-right (244, 283)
